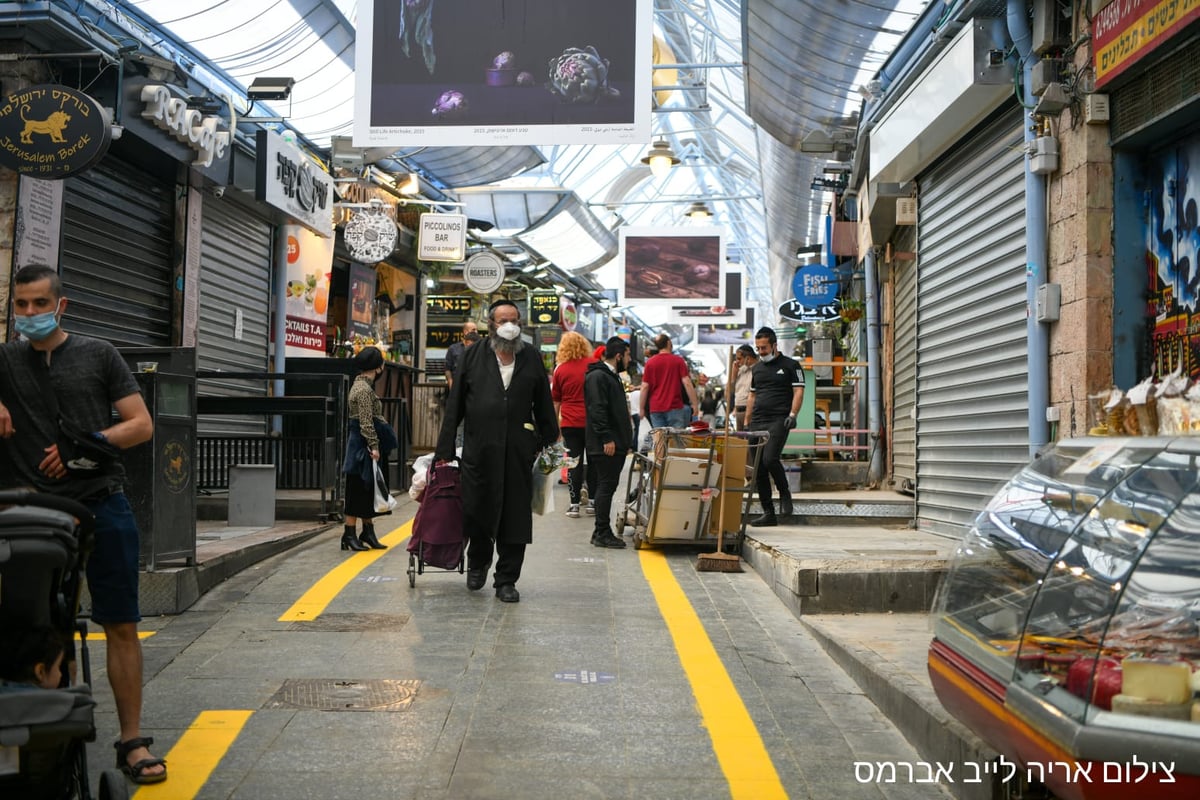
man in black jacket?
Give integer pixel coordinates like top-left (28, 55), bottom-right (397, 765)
top-left (584, 337), bottom-right (634, 549)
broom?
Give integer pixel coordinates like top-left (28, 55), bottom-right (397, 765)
top-left (697, 346), bottom-right (743, 572)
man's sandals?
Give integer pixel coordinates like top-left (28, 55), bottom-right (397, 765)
top-left (115, 736), bottom-right (167, 784)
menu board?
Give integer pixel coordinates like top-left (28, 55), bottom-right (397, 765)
top-left (530, 292), bottom-right (560, 325)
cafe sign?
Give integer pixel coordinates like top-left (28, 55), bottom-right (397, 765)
top-left (256, 129), bottom-right (334, 237)
top-left (140, 84), bottom-right (230, 167)
top-left (0, 84), bottom-right (111, 178)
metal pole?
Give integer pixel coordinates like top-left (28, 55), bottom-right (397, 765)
top-left (864, 248), bottom-right (884, 484)
top-left (271, 227), bottom-right (289, 434)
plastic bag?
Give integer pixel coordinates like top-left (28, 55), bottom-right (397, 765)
top-left (373, 461), bottom-right (397, 513)
top-left (531, 466), bottom-right (555, 516)
top-left (409, 453), bottom-right (435, 501)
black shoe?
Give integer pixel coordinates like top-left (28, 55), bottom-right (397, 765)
top-left (592, 533), bottom-right (627, 548)
top-left (359, 528), bottom-right (387, 549)
top-left (466, 568), bottom-right (487, 591)
top-left (496, 584), bottom-right (520, 603)
top-left (779, 495), bottom-right (794, 517)
top-left (750, 513), bottom-right (778, 527)
top-left (340, 532), bottom-right (369, 551)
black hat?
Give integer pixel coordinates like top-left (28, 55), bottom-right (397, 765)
top-left (488, 298), bottom-right (520, 316)
top-left (351, 346), bottom-right (384, 372)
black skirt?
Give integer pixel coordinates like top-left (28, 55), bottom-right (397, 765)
top-left (344, 458), bottom-right (390, 519)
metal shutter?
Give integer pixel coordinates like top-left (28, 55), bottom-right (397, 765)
top-left (60, 158), bottom-right (173, 345)
top-left (890, 226), bottom-right (918, 492)
top-left (196, 196), bottom-right (274, 435)
top-left (915, 106), bottom-right (1028, 536)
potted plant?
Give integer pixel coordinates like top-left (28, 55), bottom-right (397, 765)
top-left (839, 298), bottom-right (865, 322)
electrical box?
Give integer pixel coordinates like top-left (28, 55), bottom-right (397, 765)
top-left (1030, 136), bottom-right (1059, 175)
top-left (896, 197), bottom-right (917, 226)
top-left (1030, 59), bottom-right (1064, 96)
top-left (1085, 93), bottom-right (1110, 124)
top-left (1036, 283), bottom-right (1061, 322)
top-left (1032, 0), bottom-right (1068, 55)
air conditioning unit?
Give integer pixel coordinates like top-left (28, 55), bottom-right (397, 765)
top-left (896, 197), bottom-right (917, 226)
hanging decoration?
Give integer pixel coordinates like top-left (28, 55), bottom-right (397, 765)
top-left (343, 200), bottom-right (398, 263)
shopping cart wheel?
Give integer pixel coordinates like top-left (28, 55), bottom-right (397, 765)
top-left (99, 769), bottom-right (131, 800)
top-left (407, 553), bottom-right (417, 587)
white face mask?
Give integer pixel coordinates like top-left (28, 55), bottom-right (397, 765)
top-left (496, 321), bottom-right (522, 341)
top-left (760, 351), bottom-right (777, 363)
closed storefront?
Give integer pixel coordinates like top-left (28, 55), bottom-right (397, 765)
top-left (889, 225), bottom-right (918, 493)
top-left (915, 106), bottom-right (1028, 536)
top-left (60, 154), bottom-right (175, 345)
top-left (196, 194), bottom-right (275, 434)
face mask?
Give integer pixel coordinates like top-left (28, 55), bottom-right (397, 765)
top-left (759, 351), bottom-right (777, 363)
top-left (15, 310), bottom-right (60, 341)
top-left (616, 357), bottom-right (627, 373)
top-left (495, 321), bottom-right (521, 341)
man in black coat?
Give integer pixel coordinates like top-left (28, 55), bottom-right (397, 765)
top-left (434, 299), bottom-right (559, 602)
top-left (584, 337), bottom-right (634, 549)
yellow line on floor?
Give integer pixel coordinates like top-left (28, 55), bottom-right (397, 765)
top-left (639, 550), bottom-right (788, 800)
top-left (132, 710), bottom-right (252, 799)
top-left (278, 520), bottom-right (413, 622)
top-left (74, 630), bottom-right (156, 641)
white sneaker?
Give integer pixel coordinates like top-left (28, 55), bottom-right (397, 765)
top-left (585, 502), bottom-right (596, 516)
top-left (566, 504), bottom-right (581, 518)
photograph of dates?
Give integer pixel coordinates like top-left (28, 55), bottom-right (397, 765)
top-left (619, 230), bottom-right (725, 305)
top-left (362, 0), bottom-right (641, 138)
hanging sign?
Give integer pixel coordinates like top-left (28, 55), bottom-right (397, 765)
top-left (0, 84), bottom-right (111, 178)
top-left (529, 291), bottom-right (560, 325)
top-left (560, 297), bottom-right (577, 332)
top-left (791, 264), bottom-right (838, 306)
top-left (778, 298), bottom-right (839, 323)
top-left (462, 251), bottom-right (505, 294)
top-left (417, 213), bottom-right (467, 262)
top-left (343, 204), bottom-right (398, 263)
top-left (256, 129), bottom-right (334, 237)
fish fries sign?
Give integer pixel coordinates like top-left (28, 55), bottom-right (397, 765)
top-left (140, 84), bottom-right (230, 168)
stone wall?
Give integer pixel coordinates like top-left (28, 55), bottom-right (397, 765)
top-left (1045, 6), bottom-right (1114, 437)
top-left (0, 43), bottom-right (49, 337)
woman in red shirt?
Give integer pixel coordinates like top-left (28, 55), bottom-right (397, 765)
top-left (552, 332), bottom-right (597, 517)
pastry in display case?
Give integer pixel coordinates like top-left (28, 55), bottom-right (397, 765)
top-left (929, 437), bottom-right (1200, 800)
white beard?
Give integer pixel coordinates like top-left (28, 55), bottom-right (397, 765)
top-left (491, 332), bottom-right (525, 356)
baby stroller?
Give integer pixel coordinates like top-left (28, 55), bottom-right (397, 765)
top-left (0, 489), bottom-right (129, 800)
top-left (406, 464), bottom-right (465, 586)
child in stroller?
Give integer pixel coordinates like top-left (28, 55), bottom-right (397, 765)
top-left (0, 489), bottom-right (130, 800)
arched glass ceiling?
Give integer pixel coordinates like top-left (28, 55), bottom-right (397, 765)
top-left (119, 0), bottom-right (924, 325)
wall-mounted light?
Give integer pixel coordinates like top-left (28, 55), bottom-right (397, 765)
top-left (247, 76), bottom-right (295, 101)
top-left (640, 139), bottom-right (679, 179)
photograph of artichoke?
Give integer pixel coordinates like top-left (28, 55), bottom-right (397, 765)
top-left (358, 0), bottom-right (645, 145)
top-left (618, 229), bottom-right (727, 306)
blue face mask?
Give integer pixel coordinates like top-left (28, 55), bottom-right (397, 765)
top-left (15, 310), bottom-right (60, 341)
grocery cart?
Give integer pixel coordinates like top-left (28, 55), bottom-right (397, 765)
top-left (616, 427), bottom-right (769, 552)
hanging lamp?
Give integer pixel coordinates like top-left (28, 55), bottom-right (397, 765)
top-left (640, 139), bottom-right (679, 178)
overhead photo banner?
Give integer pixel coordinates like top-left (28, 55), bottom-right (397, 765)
top-left (353, 0), bottom-right (651, 146)
top-left (618, 226), bottom-right (727, 308)
top-left (669, 266), bottom-right (744, 324)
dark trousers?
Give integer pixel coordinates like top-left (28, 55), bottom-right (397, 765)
top-left (468, 535), bottom-right (526, 589)
top-left (754, 417), bottom-right (791, 512)
top-left (560, 426), bottom-right (596, 505)
top-left (589, 451), bottom-right (625, 539)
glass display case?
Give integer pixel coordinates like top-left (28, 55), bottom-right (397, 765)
top-left (930, 437), bottom-right (1200, 800)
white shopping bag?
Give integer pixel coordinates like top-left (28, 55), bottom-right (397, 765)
top-left (373, 461), bottom-right (397, 513)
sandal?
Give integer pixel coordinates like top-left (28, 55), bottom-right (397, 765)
top-left (114, 736), bottom-right (167, 785)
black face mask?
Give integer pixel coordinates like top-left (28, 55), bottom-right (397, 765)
top-left (616, 356), bottom-right (628, 373)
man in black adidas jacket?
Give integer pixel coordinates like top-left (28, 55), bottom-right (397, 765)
top-left (743, 326), bottom-right (803, 526)
top-left (583, 337), bottom-right (634, 549)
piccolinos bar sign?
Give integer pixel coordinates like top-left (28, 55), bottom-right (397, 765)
top-left (0, 84), bottom-right (112, 178)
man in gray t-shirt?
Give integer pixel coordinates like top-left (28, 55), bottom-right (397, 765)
top-left (0, 265), bottom-right (165, 784)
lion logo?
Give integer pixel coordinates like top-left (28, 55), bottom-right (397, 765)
top-left (20, 104), bottom-right (71, 144)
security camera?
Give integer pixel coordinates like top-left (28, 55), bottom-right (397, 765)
top-left (211, 186), bottom-right (225, 198)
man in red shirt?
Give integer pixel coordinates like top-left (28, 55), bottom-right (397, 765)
top-left (639, 334), bottom-right (698, 430)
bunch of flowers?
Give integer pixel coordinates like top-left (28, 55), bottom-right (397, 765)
top-left (535, 441), bottom-right (568, 474)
